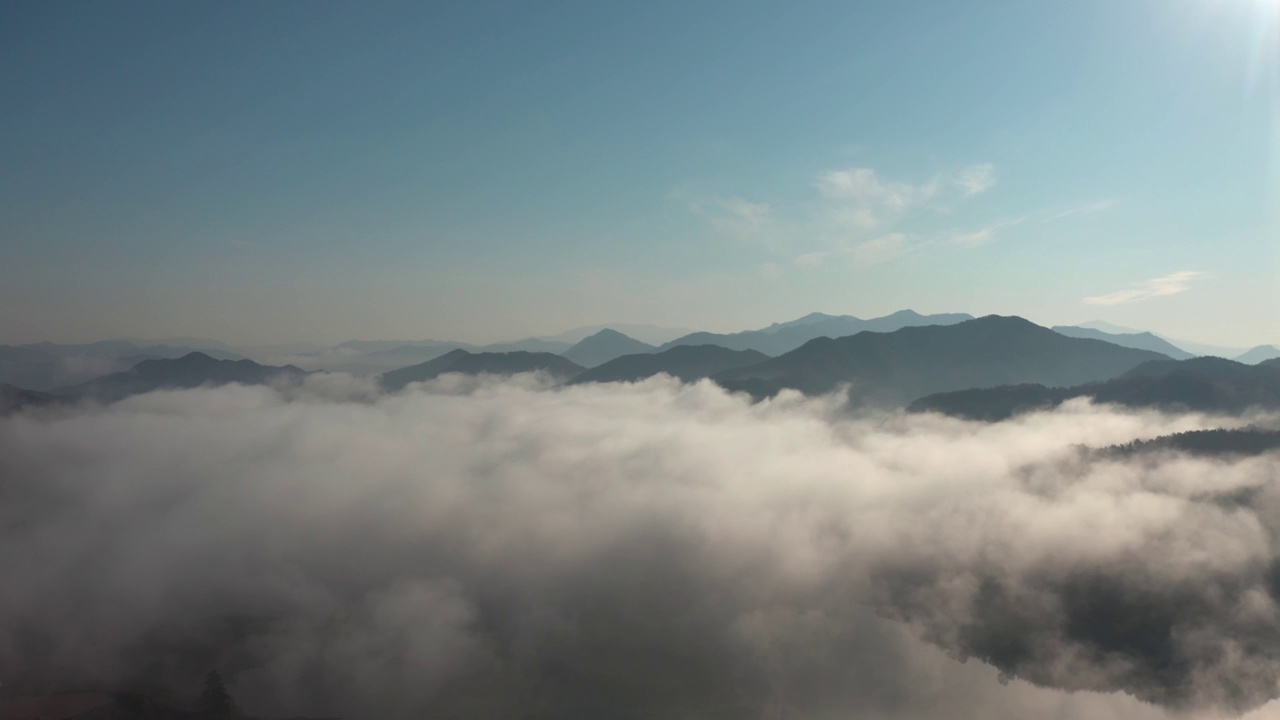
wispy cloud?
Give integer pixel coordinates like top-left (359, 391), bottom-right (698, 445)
top-left (794, 233), bottom-right (910, 269)
top-left (1044, 199), bottom-right (1119, 223)
top-left (953, 163), bottom-right (996, 196)
top-left (1083, 271), bottom-right (1206, 306)
top-left (694, 197), bottom-right (773, 238)
top-left (813, 163), bottom-right (996, 231)
top-left (815, 168), bottom-right (940, 230)
top-left (689, 161), bottom-right (999, 269)
top-left (950, 218), bottom-right (1024, 247)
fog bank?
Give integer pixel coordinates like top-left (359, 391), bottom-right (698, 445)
top-left (2, 375), bottom-right (1279, 719)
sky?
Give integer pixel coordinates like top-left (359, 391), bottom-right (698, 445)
top-left (1, 0), bottom-right (1278, 347)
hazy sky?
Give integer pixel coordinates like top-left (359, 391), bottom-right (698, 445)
top-left (2, 0), bottom-right (1278, 346)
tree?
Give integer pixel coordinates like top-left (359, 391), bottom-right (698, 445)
top-left (201, 670), bottom-right (233, 720)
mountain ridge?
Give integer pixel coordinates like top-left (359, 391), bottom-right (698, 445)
top-left (570, 345), bottom-right (768, 385)
top-left (55, 352), bottom-right (307, 403)
top-left (712, 315), bottom-right (1171, 406)
top-left (908, 356), bottom-right (1280, 420)
top-left (561, 329), bottom-right (656, 368)
top-left (381, 351), bottom-right (584, 391)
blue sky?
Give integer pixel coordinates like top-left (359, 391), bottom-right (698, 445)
top-left (2, 0), bottom-right (1277, 346)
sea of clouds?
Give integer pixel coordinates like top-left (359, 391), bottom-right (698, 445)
top-left (3, 373), bottom-right (1280, 719)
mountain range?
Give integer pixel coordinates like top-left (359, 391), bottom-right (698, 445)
top-left (712, 315), bottom-right (1169, 406)
top-left (570, 345), bottom-right (768, 385)
top-left (0, 341), bottom-right (245, 391)
top-left (1074, 320), bottom-right (1249, 359)
top-left (8, 312), bottom-right (1280, 412)
top-left (658, 309), bottom-right (975, 357)
top-left (0, 383), bottom-right (58, 415)
top-left (908, 356), bottom-right (1280, 421)
top-left (380, 350), bottom-right (585, 391)
top-left (55, 352), bottom-right (307, 403)
top-left (1051, 326), bottom-right (1194, 360)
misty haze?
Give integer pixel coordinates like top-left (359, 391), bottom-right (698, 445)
top-left (4, 2), bottom-right (1280, 720)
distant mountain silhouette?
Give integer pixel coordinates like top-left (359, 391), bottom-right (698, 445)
top-left (55, 352), bottom-right (307, 403)
top-left (335, 338), bottom-right (450, 351)
top-left (300, 338), bottom-right (575, 376)
top-left (536, 323), bottom-right (696, 346)
top-left (713, 315), bottom-right (1170, 406)
top-left (660, 309), bottom-right (975, 356)
top-left (758, 312), bottom-right (846, 333)
top-left (570, 345), bottom-right (768, 385)
top-left (0, 383), bottom-right (59, 415)
top-left (0, 342), bottom-right (245, 391)
top-left (1052, 326), bottom-right (1193, 360)
top-left (1153, 336), bottom-right (1247, 359)
top-left (373, 344), bottom-right (464, 358)
top-left (1236, 345), bottom-right (1280, 364)
top-left (1073, 320), bottom-right (1248, 358)
top-left (380, 350), bottom-right (584, 391)
top-left (561, 329), bottom-right (656, 368)
top-left (483, 338), bottom-right (573, 354)
top-left (909, 356), bottom-right (1280, 420)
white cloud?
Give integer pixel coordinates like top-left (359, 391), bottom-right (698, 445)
top-left (950, 218), bottom-right (1025, 247)
top-left (795, 233), bottom-right (910, 268)
top-left (706, 196), bottom-right (772, 238)
top-left (1084, 271), bottom-right (1207, 306)
top-left (954, 163), bottom-right (997, 196)
top-left (816, 168), bottom-right (940, 230)
top-left (3, 380), bottom-right (1279, 718)
top-left (689, 161), bottom-right (1001, 269)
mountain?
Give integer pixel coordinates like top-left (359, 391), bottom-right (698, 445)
top-left (0, 383), bottom-right (59, 415)
top-left (712, 315), bottom-right (1171, 406)
top-left (1154, 337), bottom-right (1247, 359)
top-left (1101, 428), bottom-right (1280, 459)
top-left (1052, 326), bottom-right (1194, 360)
top-left (1076, 320), bottom-right (1144, 334)
top-left (482, 338), bottom-right (573, 354)
top-left (561, 329), bottom-right (656, 368)
top-left (909, 356), bottom-right (1280, 421)
top-left (337, 339), bottom-right (461, 353)
top-left (1072, 320), bottom-right (1248, 358)
top-left (123, 336), bottom-right (241, 353)
top-left (660, 310), bottom-right (975, 356)
top-left (1236, 345), bottom-right (1280, 365)
top-left (56, 352), bottom-right (307, 403)
top-left (381, 350), bottom-right (584, 391)
top-left (570, 345), bottom-right (768, 385)
top-left (0, 342), bottom-right (244, 391)
top-left (759, 312), bottom-right (846, 333)
top-left (537, 323), bottom-right (696, 346)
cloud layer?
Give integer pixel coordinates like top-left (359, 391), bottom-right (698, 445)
top-left (2, 376), bottom-right (1280, 719)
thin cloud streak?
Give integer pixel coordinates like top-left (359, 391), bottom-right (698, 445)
top-left (950, 217), bottom-right (1025, 247)
top-left (1084, 271), bottom-right (1208, 306)
top-left (954, 162), bottom-right (997, 196)
top-left (1044, 198), bottom-right (1120, 223)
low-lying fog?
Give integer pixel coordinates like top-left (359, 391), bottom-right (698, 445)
top-left (3, 373), bottom-right (1280, 719)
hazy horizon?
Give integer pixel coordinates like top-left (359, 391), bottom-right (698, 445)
top-left (2, 307), bottom-right (1276, 352)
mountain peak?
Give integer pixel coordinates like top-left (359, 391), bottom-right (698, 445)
top-left (1236, 345), bottom-right (1280, 365)
top-left (585, 328), bottom-right (631, 340)
top-left (562, 329), bottom-right (655, 368)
